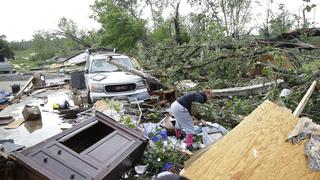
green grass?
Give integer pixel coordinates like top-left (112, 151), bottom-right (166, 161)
top-left (14, 49), bottom-right (34, 58)
top-left (10, 49), bottom-right (41, 71)
top-left (302, 60), bottom-right (320, 71)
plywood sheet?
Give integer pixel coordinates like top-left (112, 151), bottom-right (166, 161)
top-left (4, 119), bottom-right (25, 129)
top-left (182, 100), bottom-right (320, 180)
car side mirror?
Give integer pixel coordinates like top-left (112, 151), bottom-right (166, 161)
top-left (84, 69), bottom-right (89, 74)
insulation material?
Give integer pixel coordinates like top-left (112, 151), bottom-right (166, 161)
top-left (305, 135), bottom-right (320, 171)
top-left (287, 117), bottom-right (320, 143)
top-left (182, 100), bottom-right (320, 180)
top-left (286, 117), bottom-right (320, 171)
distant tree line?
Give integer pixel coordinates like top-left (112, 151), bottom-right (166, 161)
top-left (3, 0), bottom-right (318, 61)
top-left (0, 35), bottom-right (14, 59)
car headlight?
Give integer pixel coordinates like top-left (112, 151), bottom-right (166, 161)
top-left (136, 80), bottom-right (146, 89)
top-left (90, 83), bottom-right (105, 93)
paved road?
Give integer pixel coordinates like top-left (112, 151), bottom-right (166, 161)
top-left (0, 72), bottom-right (68, 92)
top-left (0, 80), bottom-right (28, 92)
top-left (0, 72), bottom-right (62, 81)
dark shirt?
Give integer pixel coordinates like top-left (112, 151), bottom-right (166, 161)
top-left (177, 92), bottom-right (207, 114)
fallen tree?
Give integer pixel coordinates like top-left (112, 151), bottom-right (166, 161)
top-left (271, 27), bottom-right (320, 41)
top-left (212, 79), bottom-right (284, 96)
top-left (255, 40), bottom-right (320, 50)
top-left (107, 56), bottom-right (162, 85)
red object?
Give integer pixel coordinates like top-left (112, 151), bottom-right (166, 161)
top-left (175, 129), bottom-right (182, 139)
top-left (186, 133), bottom-right (193, 147)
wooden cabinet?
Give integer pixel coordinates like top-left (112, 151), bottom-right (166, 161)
top-left (11, 112), bottom-right (148, 180)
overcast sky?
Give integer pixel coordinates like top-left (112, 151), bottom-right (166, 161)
top-left (0, 0), bottom-right (319, 42)
top-left (0, 0), bottom-right (99, 41)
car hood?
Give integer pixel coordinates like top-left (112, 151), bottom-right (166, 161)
top-left (87, 72), bottom-right (142, 84)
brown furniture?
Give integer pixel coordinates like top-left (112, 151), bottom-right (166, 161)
top-left (11, 111), bottom-right (148, 180)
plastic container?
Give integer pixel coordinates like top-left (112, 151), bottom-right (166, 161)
top-left (202, 124), bottom-right (228, 145)
top-left (11, 84), bottom-right (20, 94)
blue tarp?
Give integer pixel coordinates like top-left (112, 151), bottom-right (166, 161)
top-left (0, 89), bottom-right (11, 104)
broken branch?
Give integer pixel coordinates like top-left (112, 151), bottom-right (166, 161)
top-left (107, 56), bottom-right (162, 85)
top-left (271, 27), bottom-right (320, 41)
top-left (255, 40), bottom-right (320, 50)
top-left (293, 80), bottom-right (317, 117)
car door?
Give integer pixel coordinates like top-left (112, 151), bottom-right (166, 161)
top-left (84, 58), bottom-right (91, 90)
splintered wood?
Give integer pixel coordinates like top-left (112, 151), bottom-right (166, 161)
top-left (182, 100), bottom-right (320, 180)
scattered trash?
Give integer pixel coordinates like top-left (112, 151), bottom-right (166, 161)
top-left (58, 68), bottom-right (65, 76)
top-left (0, 89), bottom-right (11, 104)
top-left (134, 164), bottom-right (149, 175)
top-left (30, 89), bottom-right (46, 96)
top-left (151, 89), bottom-right (176, 107)
top-left (40, 73), bottom-right (46, 87)
top-left (94, 99), bottom-right (123, 121)
top-left (0, 104), bottom-right (8, 111)
top-left (0, 60), bottom-right (315, 180)
top-left (52, 100), bottom-right (69, 109)
top-left (0, 116), bottom-right (14, 125)
top-left (0, 142), bottom-right (25, 154)
top-left (176, 80), bottom-right (197, 92)
top-left (155, 171), bottom-right (188, 180)
top-left (202, 123), bottom-right (228, 145)
top-left (142, 122), bottom-right (168, 145)
top-left (47, 92), bottom-right (73, 110)
top-left (71, 71), bottom-right (86, 89)
top-left (160, 114), bottom-right (175, 133)
top-left (22, 105), bottom-right (41, 121)
top-left (287, 117), bottom-right (320, 171)
top-left (287, 117), bottom-right (320, 144)
top-left (58, 107), bottom-right (90, 119)
top-left (305, 135), bottom-right (320, 171)
top-left (10, 84), bottom-right (20, 94)
top-left (4, 119), bottom-right (25, 129)
top-left (161, 162), bottom-right (174, 172)
top-left (0, 139), bottom-right (14, 144)
top-left (59, 122), bottom-right (73, 130)
top-left (280, 88), bottom-right (292, 97)
top-left (72, 93), bottom-right (88, 106)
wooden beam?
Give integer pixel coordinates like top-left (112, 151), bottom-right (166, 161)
top-left (293, 80), bottom-right (317, 117)
top-left (9, 76), bottom-right (33, 104)
top-left (211, 79), bottom-right (284, 96)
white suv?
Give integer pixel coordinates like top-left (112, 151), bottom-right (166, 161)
top-left (84, 49), bottom-right (149, 103)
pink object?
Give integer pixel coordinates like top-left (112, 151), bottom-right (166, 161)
top-left (175, 129), bottom-right (182, 138)
top-left (186, 134), bottom-right (194, 147)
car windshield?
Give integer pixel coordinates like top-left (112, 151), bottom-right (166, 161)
top-left (90, 58), bottom-right (133, 73)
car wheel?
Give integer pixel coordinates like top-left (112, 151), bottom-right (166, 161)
top-left (87, 91), bottom-right (93, 104)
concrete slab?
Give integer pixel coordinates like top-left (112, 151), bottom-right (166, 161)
top-left (0, 89), bottom-right (73, 148)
